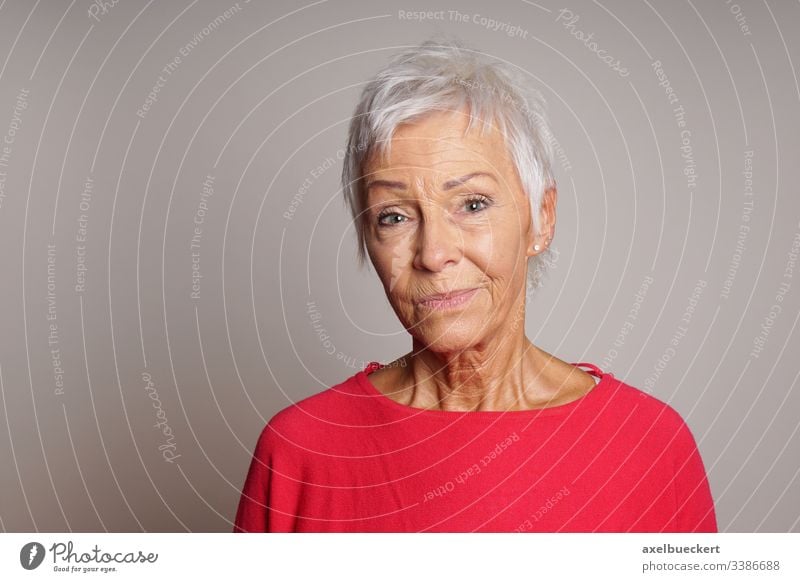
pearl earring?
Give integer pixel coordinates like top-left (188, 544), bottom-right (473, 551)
top-left (534, 244), bottom-right (541, 251)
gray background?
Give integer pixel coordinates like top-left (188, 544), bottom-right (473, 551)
top-left (0, 0), bottom-right (797, 532)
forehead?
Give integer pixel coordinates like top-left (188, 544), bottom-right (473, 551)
top-left (365, 109), bottom-right (515, 179)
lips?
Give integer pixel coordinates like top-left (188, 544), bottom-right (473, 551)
top-left (417, 287), bottom-right (480, 310)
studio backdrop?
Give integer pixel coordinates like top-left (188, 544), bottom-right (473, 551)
top-left (0, 0), bottom-right (797, 532)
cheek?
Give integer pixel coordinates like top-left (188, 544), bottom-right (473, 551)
top-left (370, 233), bottom-right (415, 292)
top-left (467, 224), bottom-right (526, 279)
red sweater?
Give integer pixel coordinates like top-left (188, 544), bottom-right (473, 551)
top-left (233, 362), bottom-right (717, 532)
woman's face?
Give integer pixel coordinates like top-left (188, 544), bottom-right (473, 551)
top-left (363, 109), bottom-right (555, 353)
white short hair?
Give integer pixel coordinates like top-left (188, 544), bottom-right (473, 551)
top-left (341, 38), bottom-right (557, 292)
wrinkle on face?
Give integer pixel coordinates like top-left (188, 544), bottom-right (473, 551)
top-left (363, 108), bottom-right (541, 353)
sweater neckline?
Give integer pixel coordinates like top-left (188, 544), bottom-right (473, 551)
top-left (355, 361), bottom-right (613, 418)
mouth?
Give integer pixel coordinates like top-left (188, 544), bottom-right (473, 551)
top-left (417, 287), bottom-right (480, 311)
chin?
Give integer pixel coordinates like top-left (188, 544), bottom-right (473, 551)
top-left (412, 317), bottom-right (490, 353)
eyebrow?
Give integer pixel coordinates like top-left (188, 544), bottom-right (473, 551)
top-left (365, 172), bottom-right (497, 192)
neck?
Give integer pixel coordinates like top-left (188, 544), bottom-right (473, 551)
top-left (403, 311), bottom-right (552, 412)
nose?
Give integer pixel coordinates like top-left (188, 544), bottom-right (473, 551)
top-left (413, 209), bottom-right (462, 272)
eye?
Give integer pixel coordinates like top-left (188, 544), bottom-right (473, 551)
top-left (463, 194), bottom-right (490, 213)
top-left (377, 210), bottom-right (406, 227)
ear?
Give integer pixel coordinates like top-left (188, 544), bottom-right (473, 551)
top-left (526, 186), bottom-right (557, 258)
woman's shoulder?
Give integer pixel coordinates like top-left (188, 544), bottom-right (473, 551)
top-left (602, 372), bottom-right (699, 443)
top-left (245, 365), bottom-right (387, 464)
top-left (257, 367), bottom-right (371, 438)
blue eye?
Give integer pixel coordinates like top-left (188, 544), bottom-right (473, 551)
top-left (377, 211), bottom-right (406, 227)
top-left (464, 195), bottom-right (490, 213)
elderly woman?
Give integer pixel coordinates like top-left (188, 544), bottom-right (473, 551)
top-left (234, 39), bottom-right (716, 533)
